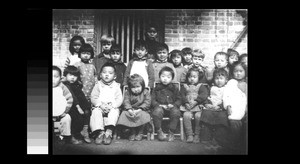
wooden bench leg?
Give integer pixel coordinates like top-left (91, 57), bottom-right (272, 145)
top-left (180, 117), bottom-right (185, 141)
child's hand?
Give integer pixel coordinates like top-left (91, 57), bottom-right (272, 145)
top-left (167, 104), bottom-right (174, 109)
top-left (128, 109), bottom-right (135, 117)
top-left (159, 105), bottom-right (168, 110)
top-left (205, 104), bottom-right (213, 109)
top-left (185, 103), bottom-right (191, 110)
top-left (227, 106), bottom-right (232, 115)
top-left (77, 105), bottom-right (84, 114)
top-left (213, 105), bottom-right (221, 111)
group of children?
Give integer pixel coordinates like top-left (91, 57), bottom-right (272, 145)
top-left (53, 26), bottom-right (248, 150)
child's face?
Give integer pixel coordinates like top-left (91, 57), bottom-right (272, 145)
top-left (110, 51), bottom-right (122, 63)
top-left (157, 49), bottom-right (168, 61)
top-left (228, 55), bottom-right (238, 65)
top-left (73, 40), bottom-right (82, 53)
top-left (214, 75), bottom-right (227, 88)
top-left (160, 71), bottom-right (173, 85)
top-left (53, 70), bottom-right (61, 88)
top-left (183, 53), bottom-right (192, 64)
top-left (100, 66), bottom-right (116, 83)
top-left (81, 52), bottom-right (92, 62)
top-left (214, 54), bottom-right (228, 68)
top-left (188, 71), bottom-right (199, 85)
top-left (172, 54), bottom-right (182, 66)
top-left (192, 56), bottom-right (204, 67)
top-left (147, 53), bottom-right (155, 62)
top-left (134, 47), bottom-right (147, 59)
top-left (146, 27), bottom-right (157, 40)
top-left (233, 65), bottom-right (246, 80)
top-left (66, 73), bottom-right (78, 84)
top-left (241, 56), bottom-right (248, 67)
top-left (130, 83), bottom-right (142, 95)
top-left (102, 42), bottom-right (112, 53)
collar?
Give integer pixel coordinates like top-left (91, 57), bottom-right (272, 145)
top-left (133, 57), bottom-right (147, 61)
top-left (155, 83), bottom-right (174, 91)
top-left (99, 79), bottom-right (115, 87)
top-left (155, 59), bottom-right (168, 63)
top-left (174, 63), bottom-right (183, 68)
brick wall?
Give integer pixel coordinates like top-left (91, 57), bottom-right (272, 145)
top-left (164, 9), bottom-right (247, 68)
top-left (52, 9), bottom-right (96, 70)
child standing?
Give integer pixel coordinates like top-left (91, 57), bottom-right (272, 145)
top-left (169, 49), bottom-right (187, 83)
top-left (109, 44), bottom-right (127, 86)
top-left (223, 61), bottom-right (247, 149)
top-left (152, 66), bottom-right (182, 142)
top-left (239, 53), bottom-right (248, 68)
top-left (187, 49), bottom-right (209, 83)
top-left (74, 43), bottom-right (97, 102)
top-left (152, 43), bottom-right (177, 83)
top-left (62, 66), bottom-right (92, 144)
top-left (200, 68), bottom-right (230, 145)
top-left (206, 52), bottom-right (230, 84)
top-left (182, 47), bottom-right (193, 69)
top-left (117, 74), bottom-right (151, 141)
top-left (52, 66), bottom-right (74, 143)
top-left (64, 35), bottom-right (85, 68)
top-left (123, 40), bottom-right (155, 89)
top-left (227, 49), bottom-right (240, 79)
top-left (92, 34), bottom-right (115, 79)
top-left (145, 24), bottom-right (160, 62)
top-left (180, 67), bottom-right (209, 143)
top-left (90, 63), bottom-right (123, 145)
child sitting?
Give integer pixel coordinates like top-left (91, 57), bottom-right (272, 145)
top-left (169, 49), bottom-right (187, 83)
top-left (108, 44), bottom-right (127, 87)
top-left (180, 67), bottom-right (209, 143)
top-left (152, 66), bottom-right (182, 142)
top-left (93, 34), bottom-right (115, 79)
top-left (152, 42), bottom-right (177, 83)
top-left (74, 43), bottom-right (97, 102)
top-left (200, 68), bottom-right (230, 146)
top-left (117, 74), bottom-right (151, 141)
top-left (62, 66), bottom-right (92, 144)
top-left (123, 40), bottom-right (155, 89)
top-left (90, 62), bottom-right (123, 145)
top-left (52, 66), bottom-right (74, 144)
top-left (182, 47), bottom-right (193, 69)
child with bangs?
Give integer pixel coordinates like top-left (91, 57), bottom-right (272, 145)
top-left (182, 47), bottom-right (193, 69)
top-left (117, 74), bottom-right (151, 141)
top-left (64, 35), bottom-right (86, 68)
top-left (169, 49), bottom-right (187, 83)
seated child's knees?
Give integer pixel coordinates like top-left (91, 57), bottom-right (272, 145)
top-left (183, 112), bottom-right (193, 118)
top-left (194, 112), bottom-right (202, 119)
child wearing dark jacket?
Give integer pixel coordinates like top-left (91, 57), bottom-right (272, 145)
top-left (108, 44), bottom-right (127, 87)
top-left (151, 66), bottom-right (182, 142)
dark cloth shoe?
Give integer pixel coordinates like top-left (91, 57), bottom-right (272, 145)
top-left (129, 134), bottom-right (135, 141)
top-left (103, 130), bottom-right (112, 145)
top-left (186, 135), bottom-right (194, 143)
top-left (157, 129), bottom-right (167, 141)
top-left (193, 135), bottom-right (200, 143)
top-left (95, 131), bottom-right (104, 145)
top-left (71, 136), bottom-right (83, 145)
top-left (135, 134), bottom-right (143, 141)
top-left (81, 126), bottom-right (91, 143)
top-left (168, 131), bottom-right (175, 142)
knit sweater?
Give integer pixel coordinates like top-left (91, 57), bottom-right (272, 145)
top-left (152, 60), bottom-right (178, 83)
top-left (52, 82), bottom-right (73, 116)
top-left (151, 83), bottom-right (182, 109)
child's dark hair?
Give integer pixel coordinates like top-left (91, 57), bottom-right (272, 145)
top-left (239, 53), bottom-right (247, 62)
top-left (134, 40), bottom-right (148, 50)
top-left (227, 48), bottom-right (240, 58)
top-left (159, 66), bottom-right (175, 80)
top-left (156, 42), bottom-right (169, 53)
top-left (213, 68), bottom-right (229, 81)
top-left (168, 49), bottom-right (183, 63)
top-left (214, 52), bottom-right (228, 61)
top-left (109, 44), bottom-right (122, 54)
top-left (146, 23), bottom-right (158, 32)
top-left (231, 61), bottom-right (247, 78)
top-left (69, 35), bottom-right (85, 55)
top-left (79, 43), bottom-right (94, 59)
top-left (53, 65), bottom-right (62, 77)
top-left (100, 34), bottom-right (115, 45)
top-left (100, 61), bottom-right (116, 73)
top-left (185, 67), bottom-right (204, 83)
top-left (181, 47), bottom-right (193, 56)
top-left (63, 65), bottom-right (81, 78)
top-left (128, 74), bottom-right (145, 94)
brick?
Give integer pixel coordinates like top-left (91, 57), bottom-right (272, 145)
top-left (234, 21), bottom-right (242, 25)
top-left (165, 16), bottom-right (178, 21)
top-left (198, 25), bottom-right (213, 30)
top-left (226, 13), bottom-right (233, 16)
top-left (172, 20), bottom-right (179, 25)
top-left (202, 21), bottom-right (210, 25)
top-left (215, 17), bottom-right (226, 21)
top-left (195, 21), bottom-right (202, 25)
top-left (187, 38), bottom-right (194, 42)
top-left (187, 29), bottom-right (194, 33)
top-left (201, 12), bottom-right (210, 16)
top-left (218, 21), bottom-right (225, 25)
top-left (165, 20), bottom-right (172, 25)
top-left (219, 30), bottom-right (226, 34)
top-left (202, 39), bottom-right (210, 42)
top-left (202, 30), bottom-right (210, 34)
top-left (226, 22), bottom-right (233, 26)
top-left (165, 25), bottom-right (178, 29)
top-left (165, 29), bottom-right (172, 33)
top-left (165, 34), bottom-right (179, 38)
top-left (87, 29), bottom-right (94, 33)
top-left (179, 21), bottom-right (186, 25)
top-left (217, 12), bottom-right (225, 16)
top-left (199, 16), bottom-right (214, 21)
top-left (165, 38), bottom-right (172, 42)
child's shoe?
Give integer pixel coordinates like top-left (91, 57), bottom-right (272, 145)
top-left (129, 128), bottom-right (136, 141)
top-left (186, 135), bottom-right (194, 143)
top-left (168, 131), bottom-right (175, 142)
top-left (157, 128), bottom-right (167, 141)
top-left (135, 134), bottom-right (143, 141)
top-left (103, 129), bottom-right (112, 145)
top-left (71, 136), bottom-right (83, 145)
top-left (95, 131), bottom-right (105, 145)
top-left (81, 125), bottom-right (91, 144)
top-left (193, 135), bottom-right (200, 143)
